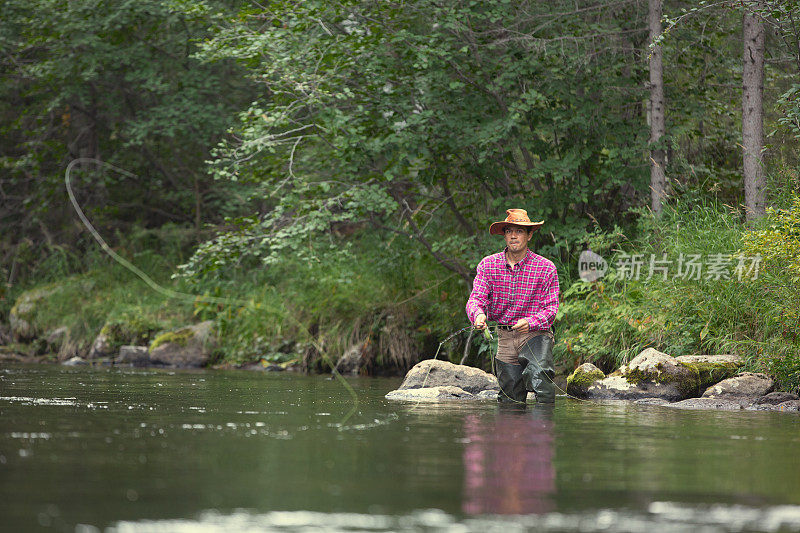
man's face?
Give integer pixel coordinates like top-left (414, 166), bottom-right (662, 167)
top-left (504, 225), bottom-right (532, 253)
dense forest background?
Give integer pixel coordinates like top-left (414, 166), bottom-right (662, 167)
top-left (1, 0), bottom-right (799, 390)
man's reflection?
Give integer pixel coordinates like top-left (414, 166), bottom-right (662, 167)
top-left (462, 405), bottom-right (555, 514)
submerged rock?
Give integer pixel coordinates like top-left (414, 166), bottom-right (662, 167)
top-left (566, 363), bottom-right (605, 397)
top-left (148, 321), bottom-right (216, 368)
top-left (667, 397), bottom-right (745, 411)
top-left (702, 372), bottom-right (774, 400)
top-left (61, 356), bottom-right (89, 366)
top-left (385, 386), bottom-right (476, 402)
top-left (633, 398), bottom-right (672, 406)
top-left (396, 360), bottom-right (498, 394)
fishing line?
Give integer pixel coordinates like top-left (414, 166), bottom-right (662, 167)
top-left (65, 158), bottom-right (363, 426)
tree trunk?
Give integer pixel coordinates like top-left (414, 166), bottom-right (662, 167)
top-left (648, 0), bottom-right (667, 215)
top-left (743, 4), bottom-right (766, 221)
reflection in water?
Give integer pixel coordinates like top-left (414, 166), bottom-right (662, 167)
top-left (462, 405), bottom-right (555, 515)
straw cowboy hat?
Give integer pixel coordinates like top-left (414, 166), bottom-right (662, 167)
top-left (489, 208), bottom-right (544, 235)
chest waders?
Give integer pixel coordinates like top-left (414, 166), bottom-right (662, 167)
top-left (496, 332), bottom-right (556, 404)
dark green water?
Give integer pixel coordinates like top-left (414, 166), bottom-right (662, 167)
top-left (2, 364), bottom-right (800, 532)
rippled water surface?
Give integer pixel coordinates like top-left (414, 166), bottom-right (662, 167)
top-left (1, 364), bottom-right (800, 532)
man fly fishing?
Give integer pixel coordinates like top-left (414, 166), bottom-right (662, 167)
top-left (466, 209), bottom-right (560, 404)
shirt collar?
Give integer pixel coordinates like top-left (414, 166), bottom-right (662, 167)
top-left (502, 247), bottom-right (533, 268)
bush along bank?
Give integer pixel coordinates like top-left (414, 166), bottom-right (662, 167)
top-left (0, 251), bottom-right (469, 374)
top-left (554, 199), bottom-right (800, 394)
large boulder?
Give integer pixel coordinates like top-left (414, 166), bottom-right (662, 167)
top-left (148, 321), bottom-right (216, 368)
top-left (566, 363), bottom-right (605, 397)
top-left (385, 386), bottom-right (476, 402)
top-left (585, 348), bottom-right (700, 401)
top-left (702, 372), bottom-right (774, 400)
top-left (675, 354), bottom-right (744, 390)
top-left (396, 360), bottom-right (498, 394)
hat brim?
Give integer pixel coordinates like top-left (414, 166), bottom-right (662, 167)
top-left (489, 220), bottom-right (544, 236)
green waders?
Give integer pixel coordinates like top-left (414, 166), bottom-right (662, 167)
top-left (496, 332), bottom-right (556, 404)
top-left (495, 360), bottom-right (527, 403)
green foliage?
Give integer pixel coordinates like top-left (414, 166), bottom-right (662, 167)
top-left (740, 195), bottom-right (800, 391)
top-left (0, 0), bottom-right (256, 283)
top-left (181, 0), bottom-right (652, 282)
top-left (555, 197), bottom-right (800, 392)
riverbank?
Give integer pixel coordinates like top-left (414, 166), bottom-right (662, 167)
top-left (1, 200), bottom-right (799, 390)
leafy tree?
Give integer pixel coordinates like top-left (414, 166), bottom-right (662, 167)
top-left (181, 0), bottom-right (653, 285)
top-left (0, 0), bottom-right (256, 278)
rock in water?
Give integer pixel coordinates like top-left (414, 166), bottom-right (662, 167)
top-left (61, 356), bottom-right (88, 366)
top-left (702, 372), bottom-right (774, 400)
top-left (667, 398), bottom-right (745, 411)
top-left (753, 391), bottom-right (800, 405)
top-left (397, 360), bottom-right (498, 394)
top-left (385, 386), bottom-right (476, 402)
top-left (585, 348), bottom-right (700, 401)
top-left (566, 363), bottom-right (605, 397)
top-left (117, 345), bottom-right (150, 367)
top-left (148, 321), bottom-right (216, 368)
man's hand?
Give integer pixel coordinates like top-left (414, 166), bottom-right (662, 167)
top-left (511, 318), bottom-right (529, 333)
top-left (474, 313), bottom-right (487, 329)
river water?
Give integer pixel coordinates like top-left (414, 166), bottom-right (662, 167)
top-left (1, 364), bottom-right (800, 532)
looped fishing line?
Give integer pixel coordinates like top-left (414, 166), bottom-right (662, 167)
top-left (65, 158), bottom-right (368, 426)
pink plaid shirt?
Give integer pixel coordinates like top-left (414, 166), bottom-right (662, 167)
top-left (466, 249), bottom-right (559, 330)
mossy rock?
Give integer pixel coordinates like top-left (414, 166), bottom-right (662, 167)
top-left (8, 285), bottom-right (62, 342)
top-left (149, 327), bottom-right (196, 351)
top-left (620, 348), bottom-right (701, 399)
top-left (89, 317), bottom-right (160, 359)
top-left (674, 354), bottom-right (744, 390)
top-left (148, 321), bottom-right (216, 368)
top-left (566, 363), bottom-right (605, 397)
top-left (586, 348), bottom-right (701, 401)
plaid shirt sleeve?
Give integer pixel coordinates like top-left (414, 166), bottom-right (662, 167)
top-left (523, 266), bottom-right (559, 330)
top-left (465, 258), bottom-right (490, 324)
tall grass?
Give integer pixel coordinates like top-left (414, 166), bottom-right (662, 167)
top-left (555, 199), bottom-right (800, 392)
